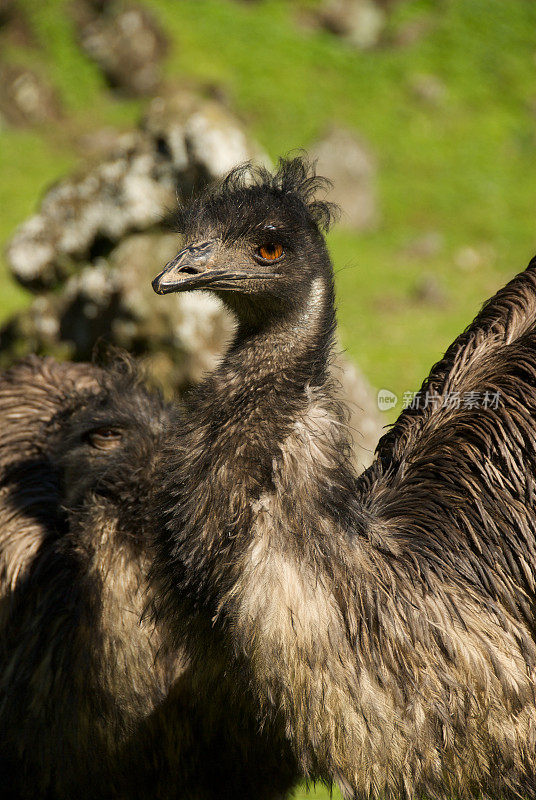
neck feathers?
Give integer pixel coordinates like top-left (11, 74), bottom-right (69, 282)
top-left (180, 275), bottom-right (340, 495)
top-left (208, 276), bottom-right (336, 419)
top-left (153, 273), bottom-right (351, 626)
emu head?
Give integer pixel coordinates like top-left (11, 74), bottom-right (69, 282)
top-left (152, 157), bottom-right (337, 326)
top-left (51, 370), bottom-right (169, 530)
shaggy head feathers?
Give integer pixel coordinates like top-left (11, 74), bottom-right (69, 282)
top-left (173, 156), bottom-right (338, 242)
top-left (51, 360), bottom-right (172, 523)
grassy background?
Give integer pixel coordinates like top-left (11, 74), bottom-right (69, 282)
top-left (1, 3), bottom-right (535, 794)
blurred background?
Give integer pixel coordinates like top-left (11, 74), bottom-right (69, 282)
top-left (0, 1), bottom-right (535, 794)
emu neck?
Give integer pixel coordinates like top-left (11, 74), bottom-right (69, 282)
top-left (162, 274), bottom-right (345, 611)
top-left (205, 277), bottom-right (336, 436)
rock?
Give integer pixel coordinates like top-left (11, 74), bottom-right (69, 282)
top-left (6, 130), bottom-right (175, 289)
top-left (310, 127), bottom-right (379, 230)
top-left (0, 231), bottom-right (234, 392)
top-left (318, 0), bottom-right (386, 49)
top-left (409, 73), bottom-right (447, 107)
top-left (142, 90), bottom-right (269, 190)
top-left (412, 274), bottom-right (447, 307)
top-left (77, 127), bottom-right (128, 158)
top-left (404, 231), bottom-right (444, 260)
top-left (454, 245), bottom-right (496, 272)
top-left (2, 90), bottom-right (266, 383)
top-left (74, 0), bottom-right (167, 96)
top-left (0, 64), bottom-right (61, 127)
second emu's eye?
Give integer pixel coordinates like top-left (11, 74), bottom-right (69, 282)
top-left (255, 243), bottom-right (284, 263)
top-left (87, 428), bottom-right (123, 451)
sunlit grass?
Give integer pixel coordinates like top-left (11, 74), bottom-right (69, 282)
top-left (292, 782), bottom-right (341, 800)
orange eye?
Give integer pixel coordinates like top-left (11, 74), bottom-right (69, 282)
top-left (257, 243), bottom-right (284, 262)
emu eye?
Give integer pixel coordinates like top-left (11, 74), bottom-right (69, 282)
top-left (255, 243), bottom-right (284, 264)
top-left (87, 428), bottom-right (123, 451)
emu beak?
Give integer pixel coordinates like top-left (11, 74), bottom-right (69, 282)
top-left (152, 241), bottom-right (223, 295)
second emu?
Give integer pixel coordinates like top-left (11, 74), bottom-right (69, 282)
top-left (0, 356), bottom-right (297, 799)
top-left (150, 157), bottom-right (536, 799)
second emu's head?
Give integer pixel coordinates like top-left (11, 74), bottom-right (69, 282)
top-left (52, 364), bottom-right (170, 534)
top-left (152, 157), bottom-right (337, 326)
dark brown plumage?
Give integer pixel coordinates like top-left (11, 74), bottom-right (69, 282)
top-left (150, 156), bottom-right (536, 799)
top-left (0, 356), bottom-right (175, 798)
top-left (0, 356), bottom-right (298, 799)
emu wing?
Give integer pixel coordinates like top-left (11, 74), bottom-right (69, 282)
top-left (345, 258), bottom-right (536, 796)
top-left (357, 256), bottom-right (536, 620)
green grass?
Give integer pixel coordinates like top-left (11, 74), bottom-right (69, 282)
top-left (292, 783), bottom-right (340, 800)
top-left (0, 1), bottom-right (535, 794)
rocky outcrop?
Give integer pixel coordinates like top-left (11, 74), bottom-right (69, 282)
top-left (7, 131), bottom-right (173, 289)
top-left (2, 89), bottom-right (383, 466)
top-left (2, 90), bottom-right (270, 383)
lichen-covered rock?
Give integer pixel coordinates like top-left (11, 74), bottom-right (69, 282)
top-left (310, 127), bottom-right (379, 230)
top-left (142, 91), bottom-right (270, 190)
top-left (0, 64), bottom-right (61, 127)
top-left (73, 0), bottom-right (167, 96)
top-left (3, 88), bottom-right (266, 375)
top-left (6, 131), bottom-right (175, 289)
top-left (0, 231), bottom-right (234, 393)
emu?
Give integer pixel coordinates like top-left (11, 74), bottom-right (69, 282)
top-left (150, 156), bottom-right (536, 799)
top-left (0, 356), bottom-right (298, 799)
top-left (0, 356), bottom-right (175, 798)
